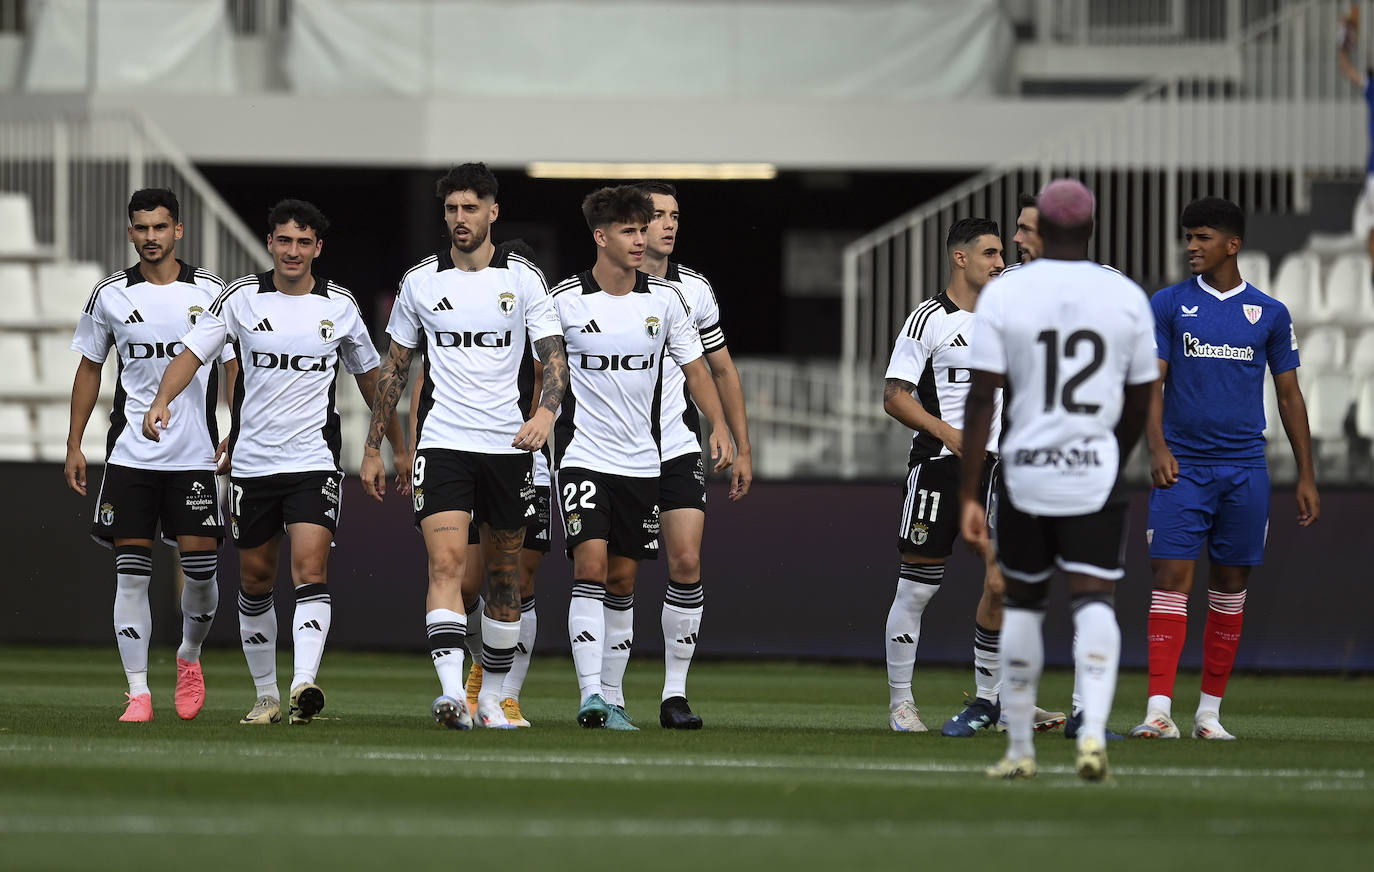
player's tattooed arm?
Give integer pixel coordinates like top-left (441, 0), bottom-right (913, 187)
top-left (365, 342), bottom-right (413, 452)
top-left (511, 336), bottom-right (566, 451)
top-left (883, 378), bottom-right (962, 456)
top-left (360, 342), bottom-right (413, 502)
top-left (532, 335), bottom-right (568, 414)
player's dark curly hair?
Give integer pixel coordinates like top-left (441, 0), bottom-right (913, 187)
top-left (581, 185), bottom-right (653, 231)
top-left (945, 217), bottom-right (1000, 252)
top-left (1018, 192), bottom-right (1037, 211)
top-left (267, 199), bottom-right (330, 239)
top-left (635, 180), bottom-right (678, 200)
top-left (127, 188), bottom-right (180, 223)
top-left (1181, 197), bottom-right (1245, 239)
top-left (436, 162), bottom-right (499, 202)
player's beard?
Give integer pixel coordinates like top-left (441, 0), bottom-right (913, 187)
top-left (452, 223), bottom-right (489, 254)
top-left (140, 245), bottom-right (171, 266)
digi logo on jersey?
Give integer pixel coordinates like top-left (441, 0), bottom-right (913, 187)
top-left (947, 368), bottom-right (972, 384)
top-left (126, 341), bottom-right (185, 359)
top-left (250, 351), bottom-right (330, 371)
top-left (578, 353), bottom-right (656, 371)
top-left (432, 330), bottom-right (513, 348)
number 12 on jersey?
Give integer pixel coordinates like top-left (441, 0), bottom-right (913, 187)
top-left (1035, 329), bottom-right (1104, 414)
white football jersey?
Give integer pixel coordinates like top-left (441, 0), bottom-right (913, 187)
top-left (885, 291), bottom-right (1002, 465)
top-left (389, 247), bottom-right (561, 454)
top-left (657, 262), bottom-right (727, 461)
top-left (71, 261), bottom-right (232, 471)
top-left (969, 259), bottom-right (1157, 516)
top-left (550, 270), bottom-right (703, 477)
top-left (183, 271), bottom-right (380, 478)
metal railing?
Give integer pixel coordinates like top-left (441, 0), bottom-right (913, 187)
top-left (1028, 0), bottom-right (1287, 45)
top-left (839, 0), bottom-right (1368, 478)
top-left (0, 112), bottom-right (268, 278)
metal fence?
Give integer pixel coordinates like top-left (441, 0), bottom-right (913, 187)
top-left (1028, 0), bottom-right (1287, 45)
top-left (0, 112), bottom-right (267, 278)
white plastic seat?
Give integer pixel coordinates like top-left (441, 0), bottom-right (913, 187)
top-left (1271, 252), bottom-right (1321, 328)
top-left (1319, 253), bottom-right (1374, 325)
top-left (1351, 330), bottom-right (1374, 440)
top-left (37, 331), bottom-right (80, 391)
top-left (35, 262), bottom-right (104, 322)
top-left (0, 332), bottom-right (37, 391)
top-left (0, 402), bottom-right (34, 460)
top-left (0, 264), bottom-right (40, 324)
top-left (1296, 327), bottom-right (1346, 374)
top-left (1237, 251), bottom-right (1271, 295)
top-left (0, 194), bottom-right (40, 257)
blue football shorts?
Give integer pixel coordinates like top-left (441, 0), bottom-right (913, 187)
top-left (1147, 463), bottom-right (1270, 566)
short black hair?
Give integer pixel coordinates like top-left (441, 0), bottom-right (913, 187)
top-left (581, 185), bottom-right (653, 231)
top-left (1181, 197), bottom-right (1245, 238)
top-left (1018, 193), bottom-right (1037, 211)
top-left (636, 180), bottom-right (678, 200)
top-left (497, 237), bottom-right (537, 262)
top-left (128, 188), bottom-right (180, 223)
top-left (267, 199), bottom-right (329, 239)
top-left (946, 217), bottom-right (1000, 252)
top-left (436, 162), bottom-right (499, 202)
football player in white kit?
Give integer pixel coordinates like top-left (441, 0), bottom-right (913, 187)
top-left (66, 188), bottom-right (235, 722)
top-left (362, 165), bottom-right (568, 730)
top-left (634, 181), bottom-right (753, 730)
top-left (960, 180), bottom-right (1157, 781)
top-left (550, 186), bottom-right (732, 730)
top-left (145, 199), bottom-right (407, 726)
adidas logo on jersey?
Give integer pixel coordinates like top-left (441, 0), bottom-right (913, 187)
top-left (675, 632), bottom-right (699, 645)
top-left (201, 516), bottom-right (218, 527)
top-left (578, 320), bottom-right (603, 333)
top-left (891, 633), bottom-right (915, 644)
top-left (572, 631), bottom-right (597, 644)
top-left (432, 297), bottom-right (454, 312)
top-left (515, 643), bottom-right (528, 654)
top-left (243, 632), bottom-right (269, 645)
top-left (325, 508), bottom-right (337, 521)
top-left (252, 318), bottom-right (274, 332)
top-left (949, 334), bottom-right (968, 347)
top-left (610, 640), bottom-right (632, 651)
top-left (188, 613), bottom-right (214, 623)
top-left (524, 504), bottom-right (536, 518)
top-left (117, 627), bottom-right (141, 640)
top-left (298, 619), bottom-right (322, 631)
top-left (124, 310), bottom-right (145, 324)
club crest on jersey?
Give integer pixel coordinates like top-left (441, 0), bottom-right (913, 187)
top-left (1243, 304), bottom-right (1262, 325)
top-left (318, 319), bottom-right (335, 341)
top-left (645, 316), bottom-right (662, 338)
top-left (566, 512), bottom-right (582, 536)
top-left (231, 517), bottom-right (240, 539)
top-left (188, 305), bottom-right (204, 327)
top-left (99, 502), bottom-right (115, 526)
top-left (498, 292), bottom-right (516, 316)
top-left (413, 488), bottom-right (424, 512)
top-left (909, 522), bottom-right (928, 545)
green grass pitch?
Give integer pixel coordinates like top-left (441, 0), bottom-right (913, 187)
top-left (0, 646), bottom-right (1369, 870)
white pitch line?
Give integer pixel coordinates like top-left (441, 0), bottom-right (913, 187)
top-left (0, 813), bottom-right (1356, 840)
top-left (0, 740), bottom-right (1366, 782)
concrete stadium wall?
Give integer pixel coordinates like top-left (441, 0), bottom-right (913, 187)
top-left (4, 462), bottom-right (1370, 671)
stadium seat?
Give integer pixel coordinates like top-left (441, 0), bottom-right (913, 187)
top-left (0, 332), bottom-right (38, 392)
top-left (0, 193), bottom-right (41, 258)
top-left (1271, 252), bottom-right (1321, 328)
top-left (1300, 327), bottom-right (1352, 445)
top-left (35, 399), bottom-right (108, 462)
top-left (1351, 330), bottom-right (1374, 440)
top-left (1318, 254), bottom-right (1374, 326)
top-left (36, 331), bottom-right (79, 391)
top-left (0, 402), bottom-right (34, 461)
top-left (0, 264), bottom-right (40, 324)
top-left (35, 262), bottom-right (104, 322)
top-left (1237, 251), bottom-right (1271, 295)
